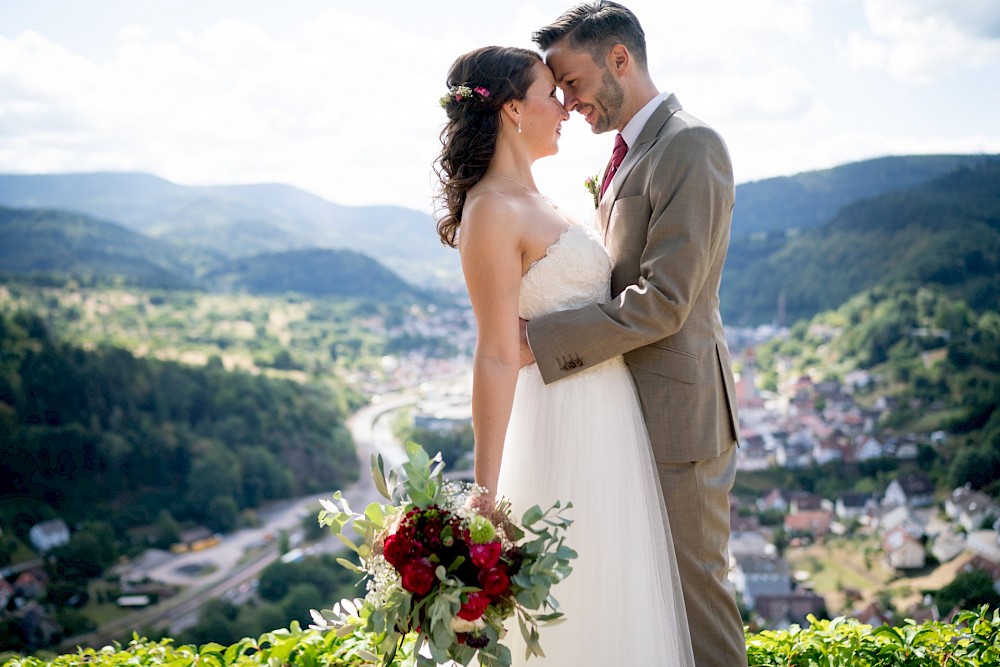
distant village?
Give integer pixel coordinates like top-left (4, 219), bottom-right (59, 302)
top-left (727, 327), bottom-right (1000, 629)
top-left (1, 522), bottom-right (67, 649)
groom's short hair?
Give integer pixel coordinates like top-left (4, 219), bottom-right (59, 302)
top-left (532, 1), bottom-right (647, 70)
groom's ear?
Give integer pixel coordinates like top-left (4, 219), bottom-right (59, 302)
top-left (607, 44), bottom-right (631, 77)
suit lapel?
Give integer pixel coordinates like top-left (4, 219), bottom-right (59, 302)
top-left (600, 95), bottom-right (683, 243)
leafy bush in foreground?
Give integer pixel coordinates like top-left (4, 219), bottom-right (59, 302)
top-left (746, 608), bottom-right (998, 666)
top-left (1, 607), bottom-right (996, 667)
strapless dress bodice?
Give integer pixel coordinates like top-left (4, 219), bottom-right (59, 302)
top-left (518, 224), bottom-right (611, 321)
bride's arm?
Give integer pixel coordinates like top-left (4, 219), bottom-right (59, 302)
top-left (458, 194), bottom-right (523, 499)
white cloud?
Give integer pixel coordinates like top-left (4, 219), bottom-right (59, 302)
top-left (0, 9), bottom-right (463, 208)
top-left (810, 128), bottom-right (1000, 173)
top-left (844, 30), bottom-right (888, 69)
top-left (850, 0), bottom-right (1000, 82)
top-left (682, 63), bottom-right (816, 122)
top-left (882, 0), bottom-right (1000, 39)
top-left (0, 0), bottom-right (997, 213)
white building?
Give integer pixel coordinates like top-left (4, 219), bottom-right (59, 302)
top-left (731, 556), bottom-right (793, 610)
top-left (835, 493), bottom-right (875, 521)
top-left (945, 486), bottom-right (1000, 532)
top-left (28, 519), bottom-right (70, 553)
top-left (884, 527), bottom-right (926, 570)
top-left (776, 431), bottom-right (814, 468)
top-left (854, 435), bottom-right (884, 461)
top-left (883, 474), bottom-right (935, 508)
top-left (878, 505), bottom-right (927, 538)
top-left (729, 531), bottom-right (773, 560)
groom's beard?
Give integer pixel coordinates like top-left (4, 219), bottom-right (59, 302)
top-left (592, 69), bottom-right (625, 134)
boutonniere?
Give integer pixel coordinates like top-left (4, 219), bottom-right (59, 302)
top-left (584, 173), bottom-right (600, 209)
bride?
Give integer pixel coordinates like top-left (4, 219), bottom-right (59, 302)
top-left (434, 46), bottom-right (694, 666)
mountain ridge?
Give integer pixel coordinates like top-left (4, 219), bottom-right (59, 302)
top-left (0, 205), bottom-right (431, 304)
top-left (730, 153), bottom-right (999, 238)
top-left (204, 247), bottom-right (430, 302)
top-left (721, 160), bottom-right (1000, 325)
top-left (0, 206), bottom-right (194, 289)
top-left (4, 154), bottom-right (998, 322)
top-left (0, 172), bottom-right (458, 287)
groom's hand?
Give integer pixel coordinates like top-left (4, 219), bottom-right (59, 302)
top-left (519, 318), bottom-right (535, 367)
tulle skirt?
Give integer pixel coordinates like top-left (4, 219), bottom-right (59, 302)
top-left (494, 358), bottom-right (694, 666)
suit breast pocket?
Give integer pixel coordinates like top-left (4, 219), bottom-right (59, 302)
top-left (610, 195), bottom-right (650, 218)
top-left (608, 195), bottom-right (651, 257)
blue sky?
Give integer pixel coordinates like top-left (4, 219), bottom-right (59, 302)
top-left (1, 0), bottom-right (998, 218)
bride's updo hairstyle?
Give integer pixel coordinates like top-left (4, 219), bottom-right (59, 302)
top-left (434, 46), bottom-right (542, 248)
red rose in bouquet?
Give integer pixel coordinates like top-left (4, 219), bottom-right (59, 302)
top-left (469, 541), bottom-right (502, 569)
top-left (401, 557), bottom-right (436, 595)
top-left (383, 532), bottom-right (423, 569)
top-left (457, 590), bottom-right (490, 621)
top-left (478, 565), bottom-right (510, 597)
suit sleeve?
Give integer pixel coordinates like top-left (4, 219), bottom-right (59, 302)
top-left (526, 125), bottom-right (734, 384)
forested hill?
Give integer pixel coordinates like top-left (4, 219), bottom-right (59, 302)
top-left (0, 206), bottom-right (433, 304)
top-left (203, 248), bottom-right (429, 302)
top-left (722, 161), bottom-right (1000, 326)
top-left (0, 207), bottom-right (194, 289)
top-left (731, 154), bottom-right (998, 237)
top-left (0, 309), bottom-right (359, 535)
top-left (0, 172), bottom-right (459, 286)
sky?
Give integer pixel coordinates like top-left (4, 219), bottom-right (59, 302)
top-left (1, 0), bottom-right (999, 219)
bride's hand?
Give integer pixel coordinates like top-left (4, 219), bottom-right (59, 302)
top-left (519, 318), bottom-right (535, 367)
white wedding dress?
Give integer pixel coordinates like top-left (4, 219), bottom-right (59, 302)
top-left (494, 223), bottom-right (695, 666)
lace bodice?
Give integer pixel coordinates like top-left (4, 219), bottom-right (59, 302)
top-left (519, 224), bottom-right (611, 320)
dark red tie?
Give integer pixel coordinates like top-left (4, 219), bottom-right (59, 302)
top-left (600, 133), bottom-right (628, 198)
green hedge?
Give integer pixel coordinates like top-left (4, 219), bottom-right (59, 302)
top-left (2, 607), bottom-right (997, 667)
top-left (746, 608), bottom-right (998, 666)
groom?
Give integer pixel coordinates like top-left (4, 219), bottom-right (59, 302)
top-left (521, 2), bottom-right (747, 665)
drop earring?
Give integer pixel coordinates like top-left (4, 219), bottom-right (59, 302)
top-left (517, 117), bottom-right (522, 134)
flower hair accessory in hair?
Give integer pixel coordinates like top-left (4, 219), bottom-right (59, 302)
top-left (439, 84), bottom-right (491, 108)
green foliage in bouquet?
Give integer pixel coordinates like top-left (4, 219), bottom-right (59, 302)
top-left (312, 443), bottom-right (575, 667)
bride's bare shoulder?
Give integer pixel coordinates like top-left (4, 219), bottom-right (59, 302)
top-left (460, 190), bottom-right (524, 246)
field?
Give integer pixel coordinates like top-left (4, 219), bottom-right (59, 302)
top-left (787, 534), bottom-right (976, 616)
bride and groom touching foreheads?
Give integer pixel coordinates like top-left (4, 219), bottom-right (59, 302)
top-left (434, 2), bottom-right (746, 665)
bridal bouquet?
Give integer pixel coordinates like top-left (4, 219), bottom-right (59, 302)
top-left (311, 443), bottom-right (575, 667)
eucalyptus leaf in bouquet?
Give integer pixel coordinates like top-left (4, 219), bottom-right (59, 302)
top-left (311, 442), bottom-right (575, 666)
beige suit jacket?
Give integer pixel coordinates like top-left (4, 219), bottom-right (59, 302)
top-left (527, 95), bottom-right (739, 463)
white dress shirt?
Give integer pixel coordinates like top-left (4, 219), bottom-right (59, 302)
top-left (605, 91), bottom-right (670, 194)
